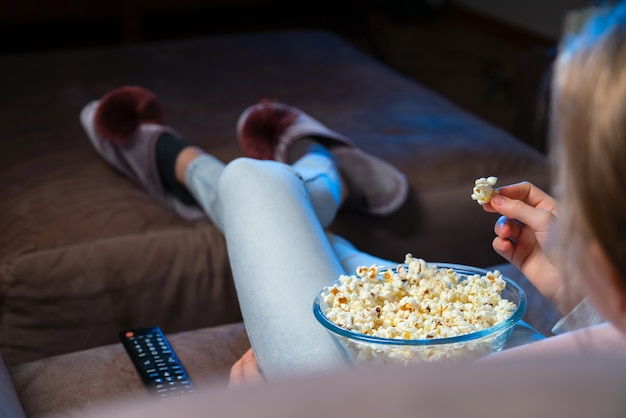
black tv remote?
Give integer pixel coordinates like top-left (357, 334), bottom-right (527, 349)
top-left (120, 326), bottom-right (194, 398)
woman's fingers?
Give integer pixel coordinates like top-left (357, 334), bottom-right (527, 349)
top-left (490, 193), bottom-right (554, 234)
top-left (229, 357), bottom-right (245, 386)
top-left (492, 235), bottom-right (515, 260)
top-left (498, 182), bottom-right (558, 213)
top-left (483, 182), bottom-right (557, 216)
top-left (494, 216), bottom-right (524, 244)
top-left (229, 348), bottom-right (264, 387)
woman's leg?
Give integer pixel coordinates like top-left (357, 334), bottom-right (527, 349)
top-left (183, 149), bottom-right (396, 379)
top-left (326, 233), bottom-right (396, 273)
top-left (82, 86), bottom-right (390, 378)
top-left (291, 152), bottom-right (397, 271)
top-left (178, 148), bottom-right (227, 231)
top-left (212, 157), bottom-right (350, 379)
top-left (290, 151), bottom-right (343, 229)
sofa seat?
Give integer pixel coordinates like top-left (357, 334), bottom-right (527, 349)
top-left (8, 323), bottom-right (250, 418)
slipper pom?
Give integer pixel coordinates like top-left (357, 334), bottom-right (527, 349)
top-left (238, 99), bottom-right (300, 160)
top-left (94, 86), bottom-right (165, 144)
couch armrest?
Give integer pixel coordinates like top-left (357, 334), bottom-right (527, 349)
top-left (0, 356), bottom-right (26, 418)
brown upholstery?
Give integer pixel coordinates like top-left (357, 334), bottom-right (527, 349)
top-left (0, 30), bottom-right (550, 369)
top-left (9, 323), bottom-right (250, 418)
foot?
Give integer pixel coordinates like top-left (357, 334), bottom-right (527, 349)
top-left (80, 86), bottom-right (205, 220)
top-left (237, 100), bottom-right (409, 216)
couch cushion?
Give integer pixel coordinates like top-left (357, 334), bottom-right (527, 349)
top-left (9, 323), bottom-right (249, 418)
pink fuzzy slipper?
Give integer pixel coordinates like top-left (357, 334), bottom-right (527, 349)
top-left (80, 86), bottom-right (204, 220)
top-left (237, 100), bottom-right (409, 216)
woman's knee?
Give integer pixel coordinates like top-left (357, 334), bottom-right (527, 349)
top-left (218, 157), bottom-right (296, 198)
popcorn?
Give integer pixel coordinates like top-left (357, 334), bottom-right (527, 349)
top-left (322, 254), bottom-right (515, 340)
top-left (319, 254), bottom-right (518, 364)
top-left (471, 176), bottom-right (498, 205)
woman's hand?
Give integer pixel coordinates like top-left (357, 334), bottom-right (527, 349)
top-left (483, 182), bottom-right (576, 313)
top-left (229, 348), bottom-right (264, 387)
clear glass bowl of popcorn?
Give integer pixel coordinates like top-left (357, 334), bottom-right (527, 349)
top-left (313, 261), bottom-right (527, 365)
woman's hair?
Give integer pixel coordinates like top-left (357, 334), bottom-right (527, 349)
top-left (551, 2), bottom-right (626, 286)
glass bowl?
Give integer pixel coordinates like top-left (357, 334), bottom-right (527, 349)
top-left (313, 263), bottom-right (527, 365)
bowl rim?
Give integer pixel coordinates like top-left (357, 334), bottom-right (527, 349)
top-left (313, 262), bottom-right (527, 346)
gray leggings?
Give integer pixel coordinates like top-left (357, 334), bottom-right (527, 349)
top-left (184, 153), bottom-right (392, 379)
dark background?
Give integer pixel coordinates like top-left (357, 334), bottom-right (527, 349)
top-left (1, 0), bottom-right (558, 152)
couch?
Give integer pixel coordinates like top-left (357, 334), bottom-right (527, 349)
top-left (0, 29), bottom-right (558, 417)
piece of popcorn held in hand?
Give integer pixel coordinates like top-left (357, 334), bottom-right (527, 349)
top-left (471, 176), bottom-right (498, 205)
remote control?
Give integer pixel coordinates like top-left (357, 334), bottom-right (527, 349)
top-left (120, 327), bottom-right (194, 398)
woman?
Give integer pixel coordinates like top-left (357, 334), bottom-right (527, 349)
top-left (232, 1), bottom-right (626, 381)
